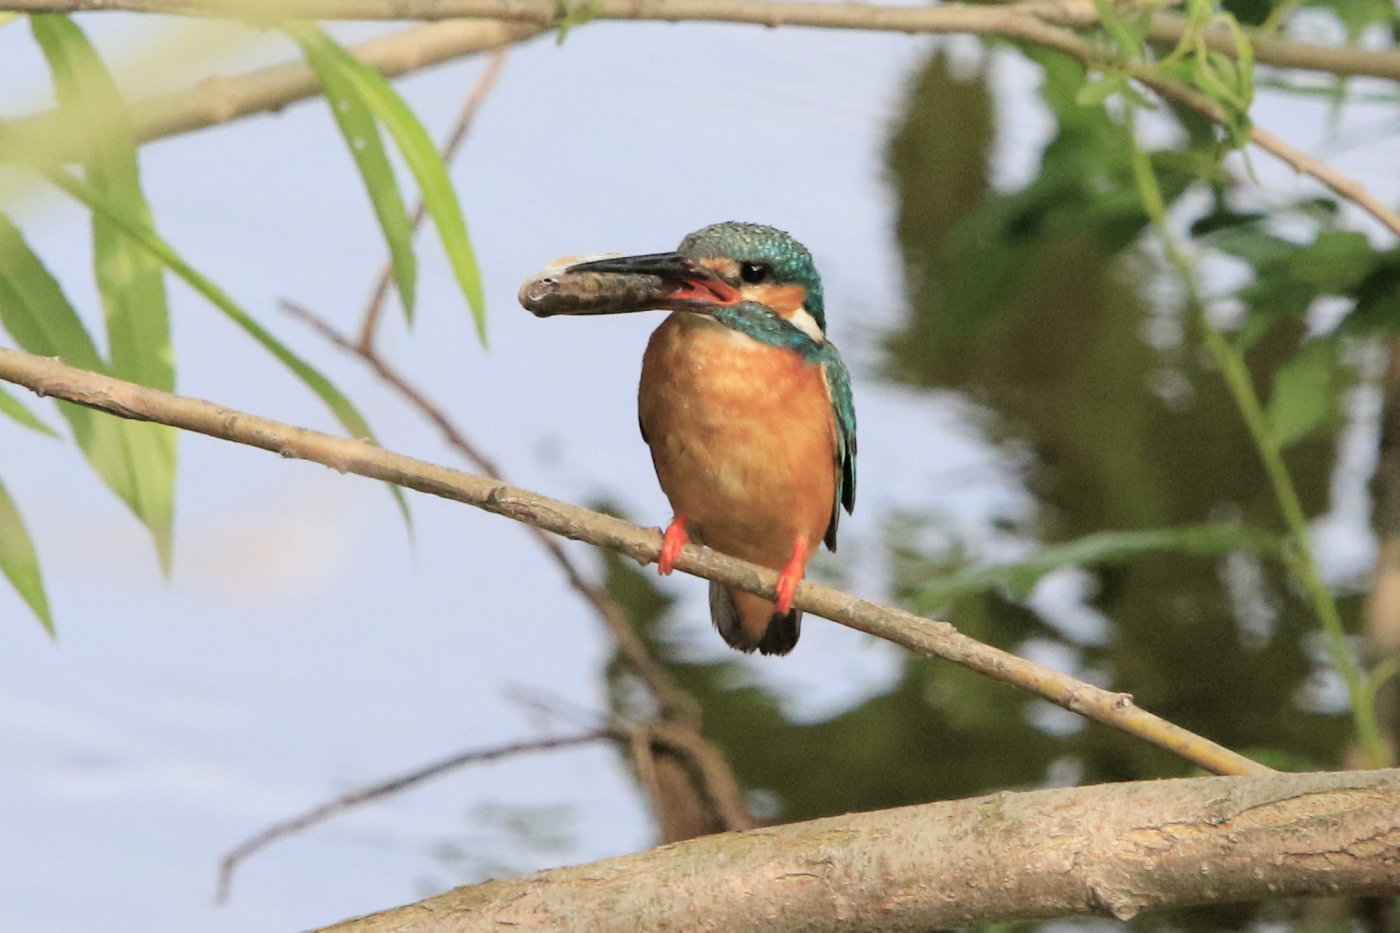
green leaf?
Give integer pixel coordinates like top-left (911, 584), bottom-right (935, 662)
top-left (1227, 14), bottom-right (1255, 107)
top-left (1292, 230), bottom-right (1376, 293)
top-left (1267, 337), bottom-right (1338, 448)
top-left (40, 168), bottom-right (413, 528)
top-left (0, 384), bottom-right (60, 437)
top-left (1210, 227), bottom-right (1297, 267)
top-left (1089, 0), bottom-right (1148, 56)
top-left (0, 214), bottom-right (106, 371)
top-left (0, 212), bottom-right (173, 559)
top-left (912, 523), bottom-right (1281, 613)
top-left (32, 13), bottom-right (177, 569)
top-left (31, 15), bottom-right (172, 391)
top-left (1075, 74), bottom-right (1126, 109)
top-left (283, 22), bottom-right (486, 343)
top-left (0, 476), bottom-right (53, 636)
top-left (1233, 303), bottom-right (1287, 351)
top-left (1339, 251), bottom-right (1400, 335)
top-left (553, 0), bottom-right (602, 45)
top-left (293, 29), bottom-right (417, 323)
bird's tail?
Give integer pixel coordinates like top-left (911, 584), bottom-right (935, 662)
top-left (708, 582), bottom-right (800, 656)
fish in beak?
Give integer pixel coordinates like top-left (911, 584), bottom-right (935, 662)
top-left (520, 251), bottom-right (742, 318)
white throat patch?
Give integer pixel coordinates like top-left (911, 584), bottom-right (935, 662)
top-left (788, 305), bottom-right (825, 343)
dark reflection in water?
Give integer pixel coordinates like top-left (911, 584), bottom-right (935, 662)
top-left (884, 49), bottom-right (1349, 779)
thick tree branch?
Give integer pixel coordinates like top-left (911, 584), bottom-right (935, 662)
top-left (317, 768), bottom-right (1400, 931)
top-left (0, 345), bottom-right (1268, 777)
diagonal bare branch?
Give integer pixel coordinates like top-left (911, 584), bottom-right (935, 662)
top-left (0, 344), bottom-right (1271, 778)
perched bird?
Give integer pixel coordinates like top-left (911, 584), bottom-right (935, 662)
top-left (521, 222), bottom-right (856, 655)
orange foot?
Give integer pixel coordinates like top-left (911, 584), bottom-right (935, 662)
top-left (774, 535), bottom-right (809, 615)
top-left (658, 515), bottom-right (689, 576)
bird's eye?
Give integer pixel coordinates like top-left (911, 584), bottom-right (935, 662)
top-left (739, 262), bottom-right (771, 284)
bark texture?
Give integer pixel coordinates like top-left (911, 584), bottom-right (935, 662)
top-left (321, 769), bottom-right (1400, 932)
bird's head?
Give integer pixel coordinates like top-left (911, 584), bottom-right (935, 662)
top-left (521, 222), bottom-right (827, 342)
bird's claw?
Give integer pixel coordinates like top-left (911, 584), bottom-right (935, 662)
top-left (774, 536), bottom-right (808, 615)
top-left (659, 516), bottom-right (689, 575)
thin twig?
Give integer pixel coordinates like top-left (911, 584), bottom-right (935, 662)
top-left (5, 2), bottom-right (1396, 236)
top-left (215, 730), bottom-right (616, 902)
top-left (0, 345), bottom-right (1272, 777)
top-left (628, 726), bottom-right (666, 831)
top-left (647, 721), bottom-right (756, 832)
top-left (6, 0), bottom-right (1400, 82)
top-left (1144, 13), bottom-right (1400, 82)
top-left (356, 50), bottom-right (508, 352)
top-left (0, 21), bottom-right (543, 165)
top-left (5, 0), bottom-right (1394, 159)
top-left (1125, 107), bottom-right (1388, 767)
top-left (1127, 70), bottom-right (1400, 238)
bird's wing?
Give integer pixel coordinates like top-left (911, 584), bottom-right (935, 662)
top-left (820, 347), bottom-right (857, 552)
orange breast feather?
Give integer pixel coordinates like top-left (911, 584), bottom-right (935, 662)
top-left (638, 313), bottom-right (837, 571)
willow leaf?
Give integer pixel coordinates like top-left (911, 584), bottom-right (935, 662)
top-left (0, 213), bottom-right (170, 552)
top-left (913, 523), bottom-right (1281, 612)
top-left (0, 476), bottom-right (52, 636)
top-left (32, 13), bottom-right (177, 568)
top-left (293, 28), bottom-right (417, 322)
top-left (1267, 337), bottom-right (1337, 449)
top-left (284, 22), bottom-right (485, 343)
top-left (0, 384), bottom-right (59, 437)
top-left (42, 168), bottom-right (412, 528)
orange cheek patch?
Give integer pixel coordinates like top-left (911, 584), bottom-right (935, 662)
top-left (742, 283), bottom-right (808, 317)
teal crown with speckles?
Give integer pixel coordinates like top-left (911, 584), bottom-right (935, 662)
top-left (678, 222), bottom-right (827, 333)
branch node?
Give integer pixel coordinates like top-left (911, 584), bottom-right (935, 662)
top-left (1086, 877), bottom-right (1143, 921)
top-left (485, 483), bottom-right (506, 510)
top-left (626, 533), bottom-right (661, 566)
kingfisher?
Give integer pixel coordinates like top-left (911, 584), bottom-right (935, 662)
top-left (521, 222), bottom-right (856, 655)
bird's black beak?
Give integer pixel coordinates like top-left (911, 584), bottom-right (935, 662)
top-left (564, 251), bottom-right (694, 278)
top-left (520, 251), bottom-right (742, 318)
